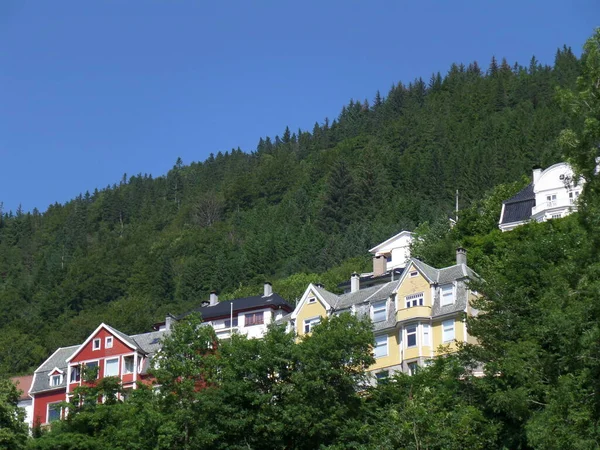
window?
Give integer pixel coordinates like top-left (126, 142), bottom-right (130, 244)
top-left (104, 358), bottom-right (119, 377)
top-left (47, 403), bottom-right (61, 423)
top-left (307, 297), bottom-right (316, 304)
top-left (372, 301), bottom-right (387, 322)
top-left (440, 284), bottom-right (454, 306)
top-left (85, 361), bottom-right (99, 379)
top-left (407, 362), bottom-right (419, 376)
top-left (105, 337), bottom-right (113, 349)
top-left (546, 194), bottom-right (557, 207)
top-left (123, 356), bottom-right (135, 374)
top-left (50, 374), bottom-right (62, 387)
top-left (224, 317), bottom-right (238, 328)
top-left (442, 319), bottom-right (455, 342)
top-left (303, 317), bottom-right (321, 333)
top-left (93, 339), bottom-right (101, 351)
top-left (569, 191), bottom-right (580, 204)
top-left (374, 335), bottom-right (388, 358)
top-left (375, 370), bottom-right (389, 384)
top-left (406, 325), bottom-right (417, 348)
top-left (245, 312), bottom-right (264, 326)
top-left (409, 270), bottom-right (418, 278)
top-left (70, 366), bottom-right (80, 383)
top-left (551, 214), bottom-right (561, 219)
top-left (405, 293), bottom-right (424, 308)
top-left (422, 323), bottom-right (431, 346)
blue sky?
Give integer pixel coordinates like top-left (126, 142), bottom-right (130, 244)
top-left (0, 0), bottom-right (596, 213)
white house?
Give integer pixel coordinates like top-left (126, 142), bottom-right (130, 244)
top-left (499, 163), bottom-right (583, 232)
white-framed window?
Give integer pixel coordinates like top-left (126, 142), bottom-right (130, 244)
top-left (405, 293), bottom-right (424, 308)
top-left (47, 402), bottom-right (62, 423)
top-left (551, 213), bottom-right (561, 219)
top-left (303, 317), bottom-right (321, 333)
top-left (569, 191), bottom-right (580, 204)
top-left (440, 284), bottom-right (455, 306)
top-left (407, 362), bottom-right (419, 376)
top-left (372, 301), bottom-right (387, 322)
top-left (422, 323), bottom-right (431, 346)
top-left (373, 334), bottom-right (388, 358)
top-left (70, 366), bottom-right (81, 383)
top-left (104, 358), bottom-right (119, 377)
top-left (85, 361), bottom-right (99, 379)
top-left (50, 374), bottom-right (62, 387)
top-left (245, 312), bottom-right (264, 326)
top-left (105, 337), bottom-right (113, 349)
top-left (409, 270), bottom-right (418, 278)
top-left (123, 355), bottom-right (135, 374)
top-left (442, 319), bottom-right (455, 342)
top-left (224, 317), bottom-right (238, 328)
top-left (546, 193), bottom-right (557, 207)
top-left (93, 338), bottom-right (101, 351)
top-left (307, 297), bottom-right (316, 304)
top-left (406, 325), bottom-right (417, 348)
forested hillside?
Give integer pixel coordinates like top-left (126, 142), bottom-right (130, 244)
top-left (0, 46), bottom-right (582, 377)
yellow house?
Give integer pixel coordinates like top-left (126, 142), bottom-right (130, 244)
top-left (288, 248), bottom-right (479, 379)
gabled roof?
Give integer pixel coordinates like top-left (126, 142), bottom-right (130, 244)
top-left (369, 231), bottom-right (413, 254)
top-left (66, 323), bottom-right (140, 363)
top-left (402, 258), bottom-right (478, 286)
top-left (291, 284), bottom-right (334, 320)
top-left (10, 375), bottom-right (33, 401)
top-left (500, 184), bottom-right (535, 225)
top-left (178, 293), bottom-right (293, 321)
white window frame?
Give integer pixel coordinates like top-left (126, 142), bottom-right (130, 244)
top-left (409, 270), bottom-right (418, 278)
top-left (92, 338), bottom-right (101, 351)
top-left (405, 325), bottom-right (417, 348)
top-left (245, 312), bottom-right (264, 326)
top-left (47, 402), bottom-right (62, 423)
top-left (303, 316), bottom-right (321, 333)
top-left (105, 337), bottom-right (113, 349)
top-left (85, 360), bottom-right (100, 379)
top-left (405, 293), bottom-right (424, 308)
top-left (307, 297), bottom-right (316, 304)
top-left (422, 323), bottom-right (431, 346)
top-left (546, 193), bottom-right (557, 207)
top-left (442, 319), bottom-right (455, 342)
top-left (70, 365), bottom-right (81, 383)
top-left (50, 374), bottom-right (62, 387)
top-left (371, 301), bottom-right (387, 322)
top-left (373, 334), bottom-right (388, 358)
top-left (104, 357), bottom-right (119, 377)
top-left (123, 355), bottom-right (135, 375)
top-left (440, 284), bottom-right (455, 306)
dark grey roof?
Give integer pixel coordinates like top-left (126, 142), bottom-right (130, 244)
top-left (131, 330), bottom-right (167, 354)
top-left (410, 258), bottom-right (478, 284)
top-left (178, 293), bottom-right (293, 321)
top-left (30, 345), bottom-right (79, 394)
top-left (500, 184), bottom-right (535, 225)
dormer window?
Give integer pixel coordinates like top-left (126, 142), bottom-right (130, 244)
top-left (50, 374), bottom-right (62, 387)
top-left (93, 339), bottom-right (101, 351)
top-left (372, 301), bottom-right (387, 322)
top-left (440, 284), bottom-right (455, 306)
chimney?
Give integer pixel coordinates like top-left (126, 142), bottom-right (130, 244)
top-left (315, 283), bottom-right (324, 288)
top-left (263, 281), bottom-right (273, 297)
top-left (209, 290), bottom-right (218, 306)
top-left (373, 255), bottom-right (387, 277)
top-left (456, 247), bottom-right (467, 266)
top-left (165, 314), bottom-right (174, 331)
top-left (532, 166), bottom-right (542, 185)
top-left (350, 272), bottom-right (360, 293)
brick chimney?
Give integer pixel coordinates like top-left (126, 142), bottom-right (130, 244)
top-left (350, 272), bottom-right (360, 293)
top-left (263, 281), bottom-right (273, 297)
top-left (373, 255), bottom-right (387, 276)
top-left (209, 290), bottom-right (218, 306)
top-left (456, 248), bottom-right (467, 266)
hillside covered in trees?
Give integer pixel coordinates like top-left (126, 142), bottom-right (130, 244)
top-left (0, 43), bottom-right (583, 378)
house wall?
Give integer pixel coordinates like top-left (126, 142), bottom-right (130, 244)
top-left (32, 389), bottom-right (65, 426)
top-left (395, 265), bottom-right (432, 323)
top-left (18, 398), bottom-right (33, 429)
top-left (71, 329), bottom-right (134, 363)
top-left (432, 317), bottom-right (465, 355)
top-left (370, 330), bottom-right (400, 370)
top-left (295, 294), bottom-right (327, 337)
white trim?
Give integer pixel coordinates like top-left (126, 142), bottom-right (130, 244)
top-left (66, 323), bottom-right (137, 363)
top-left (122, 354), bottom-right (136, 376)
top-left (105, 336), bottom-right (113, 349)
top-left (369, 231), bottom-right (413, 253)
top-left (373, 334), bottom-right (389, 358)
top-left (302, 316), bottom-right (321, 334)
top-left (46, 401), bottom-right (62, 424)
top-left (290, 284), bottom-right (333, 320)
top-left (49, 367), bottom-right (64, 375)
top-left (92, 338), bottom-right (101, 351)
top-left (103, 357), bottom-right (120, 377)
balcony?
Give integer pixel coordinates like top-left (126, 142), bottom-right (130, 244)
top-left (396, 306), bottom-right (431, 322)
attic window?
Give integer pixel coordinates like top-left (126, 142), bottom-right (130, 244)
top-left (93, 339), bottom-right (101, 351)
top-left (105, 337), bottom-right (113, 349)
top-left (308, 297), bottom-right (316, 304)
top-left (409, 271), bottom-right (418, 278)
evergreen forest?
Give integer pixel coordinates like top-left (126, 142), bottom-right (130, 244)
top-left (1, 26), bottom-right (600, 450)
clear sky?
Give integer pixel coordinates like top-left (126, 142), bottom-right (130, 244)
top-left (0, 0), bottom-right (597, 213)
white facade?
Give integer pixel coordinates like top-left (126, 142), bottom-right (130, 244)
top-left (209, 308), bottom-right (286, 340)
top-left (369, 231), bottom-right (413, 270)
top-left (530, 163), bottom-right (581, 222)
top-left (19, 398), bottom-right (33, 430)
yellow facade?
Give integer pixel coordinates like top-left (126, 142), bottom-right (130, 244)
top-left (431, 317), bottom-right (465, 355)
top-left (295, 291), bottom-right (327, 337)
top-left (370, 330), bottom-right (400, 370)
top-left (395, 265), bottom-right (432, 323)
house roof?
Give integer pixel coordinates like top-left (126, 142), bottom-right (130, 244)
top-left (337, 268), bottom-right (405, 288)
top-left (11, 375), bottom-right (34, 401)
top-left (500, 184), bottom-right (535, 225)
top-left (177, 293), bottom-right (293, 321)
top-left (369, 230), bottom-right (413, 254)
top-left (30, 345), bottom-right (79, 395)
top-left (409, 258), bottom-right (478, 284)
